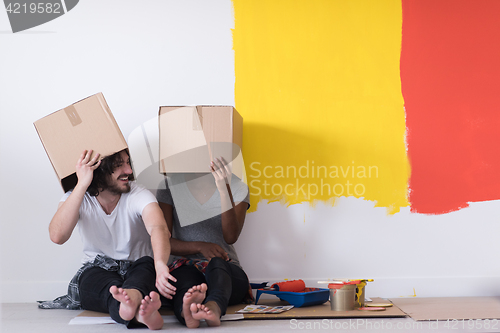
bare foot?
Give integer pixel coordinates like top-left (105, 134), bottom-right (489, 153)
top-left (109, 286), bottom-right (141, 321)
top-left (190, 301), bottom-right (221, 327)
top-left (136, 291), bottom-right (163, 330)
top-left (182, 283), bottom-right (208, 328)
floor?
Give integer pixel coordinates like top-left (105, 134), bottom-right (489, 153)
top-left (0, 302), bottom-right (491, 333)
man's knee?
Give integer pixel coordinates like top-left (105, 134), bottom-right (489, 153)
top-left (80, 267), bottom-right (118, 288)
top-left (129, 256), bottom-right (155, 273)
top-left (79, 267), bottom-right (122, 310)
top-left (134, 256), bottom-right (154, 265)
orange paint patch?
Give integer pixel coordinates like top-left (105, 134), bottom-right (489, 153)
top-left (402, 0), bottom-right (500, 214)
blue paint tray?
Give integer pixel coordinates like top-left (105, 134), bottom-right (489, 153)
top-left (255, 287), bottom-right (330, 307)
top-left (250, 282), bottom-right (268, 289)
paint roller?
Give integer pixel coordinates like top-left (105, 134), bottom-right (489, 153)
top-left (271, 279), bottom-right (306, 292)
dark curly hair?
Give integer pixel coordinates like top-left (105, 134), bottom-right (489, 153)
top-left (87, 149), bottom-right (135, 196)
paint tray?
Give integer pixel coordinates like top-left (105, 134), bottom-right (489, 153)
top-left (255, 288), bottom-right (330, 307)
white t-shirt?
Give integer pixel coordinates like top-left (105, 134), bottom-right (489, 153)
top-left (61, 181), bottom-right (157, 264)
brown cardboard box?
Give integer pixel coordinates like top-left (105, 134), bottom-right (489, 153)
top-left (34, 92), bottom-right (128, 192)
top-left (158, 105), bottom-right (243, 178)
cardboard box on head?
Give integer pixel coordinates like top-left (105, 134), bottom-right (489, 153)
top-left (158, 105), bottom-right (244, 180)
top-left (34, 92), bottom-right (128, 192)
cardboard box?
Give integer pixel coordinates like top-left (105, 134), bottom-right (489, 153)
top-left (34, 92), bottom-right (128, 192)
top-left (158, 105), bottom-right (243, 178)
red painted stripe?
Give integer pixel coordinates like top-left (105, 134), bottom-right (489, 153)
top-left (402, 0), bottom-right (500, 214)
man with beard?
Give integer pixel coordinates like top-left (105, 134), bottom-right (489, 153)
top-left (41, 149), bottom-right (176, 330)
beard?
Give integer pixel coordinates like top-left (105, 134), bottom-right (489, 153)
top-left (105, 174), bottom-right (132, 195)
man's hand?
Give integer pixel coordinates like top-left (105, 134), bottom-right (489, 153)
top-left (75, 150), bottom-right (100, 189)
top-left (198, 242), bottom-right (229, 261)
top-left (155, 262), bottom-right (177, 299)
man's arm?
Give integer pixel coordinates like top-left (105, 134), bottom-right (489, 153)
top-left (49, 150), bottom-right (100, 245)
top-left (142, 202), bottom-right (177, 299)
top-left (158, 202), bottom-right (230, 261)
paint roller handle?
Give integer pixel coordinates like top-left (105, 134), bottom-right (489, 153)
top-left (318, 280), bottom-right (345, 284)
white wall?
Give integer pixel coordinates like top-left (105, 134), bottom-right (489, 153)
top-left (0, 0), bottom-right (499, 303)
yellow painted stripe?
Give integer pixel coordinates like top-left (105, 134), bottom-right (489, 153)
top-left (233, 0), bottom-right (409, 214)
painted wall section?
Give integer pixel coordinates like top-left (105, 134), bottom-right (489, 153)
top-left (233, 0), bottom-right (409, 213)
top-left (402, 0), bottom-right (500, 214)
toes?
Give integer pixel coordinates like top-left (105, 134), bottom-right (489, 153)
top-left (183, 294), bottom-right (193, 302)
top-left (150, 292), bottom-right (159, 301)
